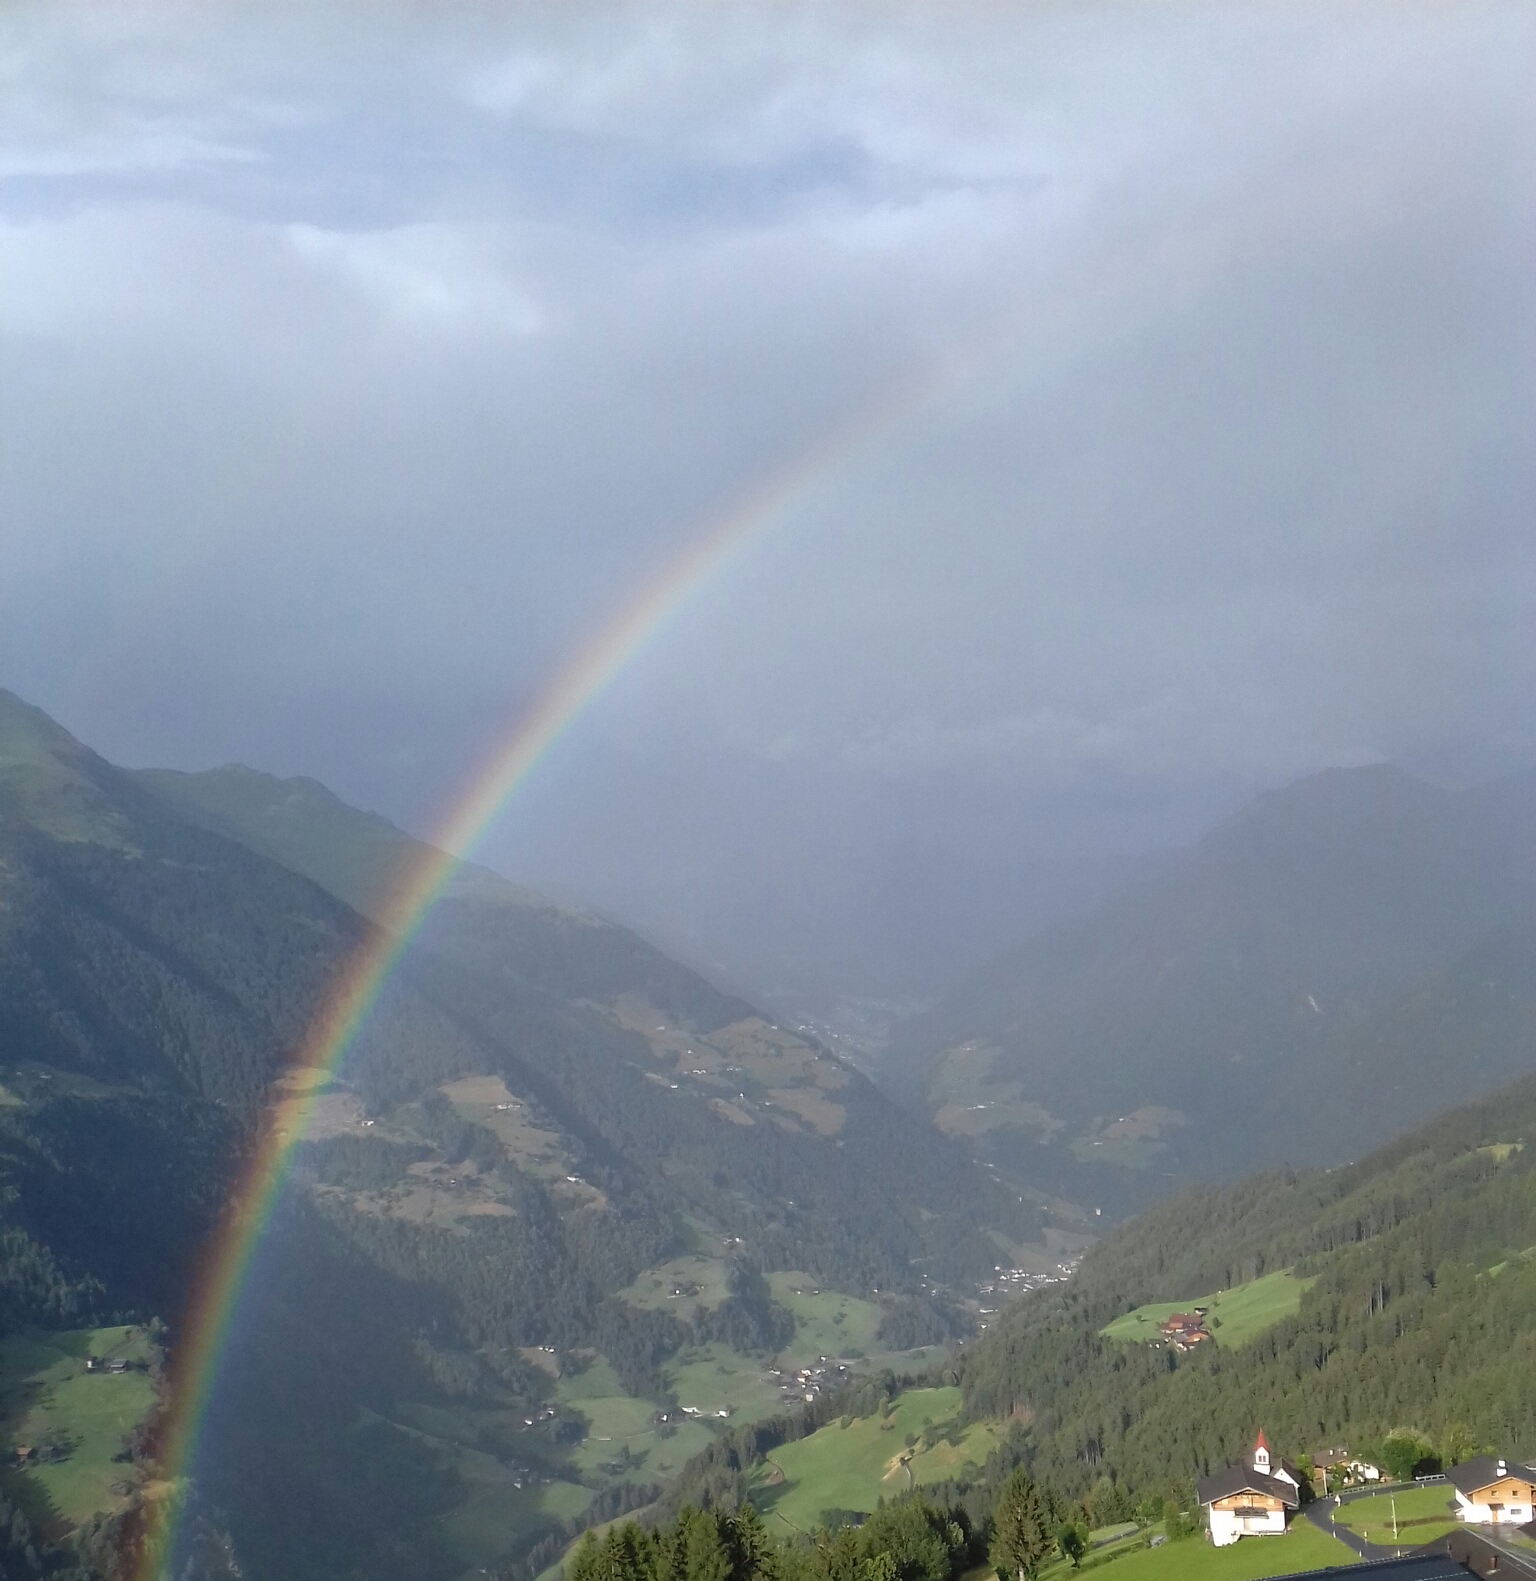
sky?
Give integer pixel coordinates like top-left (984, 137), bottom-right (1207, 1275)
top-left (2, 1), bottom-right (1534, 1010)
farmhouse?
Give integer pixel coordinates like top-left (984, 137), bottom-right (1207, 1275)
top-left (1446, 1457), bottom-right (1536, 1526)
top-left (1197, 1432), bottom-right (1302, 1546)
top-left (1158, 1312), bottom-right (1210, 1349)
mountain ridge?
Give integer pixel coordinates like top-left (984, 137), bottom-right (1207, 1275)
top-left (886, 761), bottom-right (1536, 1211)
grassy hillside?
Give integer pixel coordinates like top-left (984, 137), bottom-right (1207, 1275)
top-left (1099, 1270), bottom-right (1314, 1350)
top-left (956, 1071), bottom-right (1536, 1505)
top-left (887, 764), bottom-right (1536, 1212)
top-left (631, 1077), bottom-right (1531, 1581)
top-left (0, 1325), bottom-right (157, 1536)
top-left (752, 1387), bottom-right (1002, 1535)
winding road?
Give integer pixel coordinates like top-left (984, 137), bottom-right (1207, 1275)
top-left (1304, 1480), bottom-right (1450, 1560)
top-left (1303, 1480), bottom-right (1536, 1576)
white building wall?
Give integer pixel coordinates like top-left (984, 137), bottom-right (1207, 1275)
top-left (1207, 1507), bottom-right (1286, 1546)
top-left (1456, 1493), bottom-right (1535, 1525)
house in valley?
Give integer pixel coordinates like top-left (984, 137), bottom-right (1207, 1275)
top-left (1446, 1457), bottom-right (1536, 1527)
top-left (1197, 1432), bottom-right (1303, 1546)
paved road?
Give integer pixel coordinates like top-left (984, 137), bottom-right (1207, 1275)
top-left (1301, 1480), bottom-right (1536, 1577)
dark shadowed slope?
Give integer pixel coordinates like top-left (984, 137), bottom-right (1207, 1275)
top-left (0, 690), bottom-right (1043, 1581)
top-left (887, 764), bottom-right (1536, 1211)
top-left (137, 762), bottom-right (758, 1028)
top-left (137, 757), bottom-right (1044, 1288)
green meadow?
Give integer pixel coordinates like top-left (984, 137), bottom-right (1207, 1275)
top-left (751, 1387), bottom-right (1002, 1536)
top-left (0, 1325), bottom-right (157, 1536)
top-left (555, 1357), bottom-right (714, 1485)
top-left (666, 1343), bottom-right (786, 1423)
top-left (767, 1273), bottom-right (885, 1364)
top-left (617, 1255), bottom-right (733, 1322)
top-left (438, 1444), bottom-right (594, 1567)
top-left (1034, 1521), bottom-right (1354, 1581)
top-left (1099, 1270), bottom-right (1314, 1351)
top-left (436, 1265), bottom-right (966, 1575)
top-left (388, 1351), bottom-right (720, 1576)
top-left (1332, 1486), bottom-right (1461, 1545)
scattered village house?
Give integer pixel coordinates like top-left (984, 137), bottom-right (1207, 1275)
top-left (1445, 1457), bottom-right (1536, 1527)
top-left (1311, 1447), bottom-right (1383, 1490)
top-left (1197, 1431), bottom-right (1303, 1546)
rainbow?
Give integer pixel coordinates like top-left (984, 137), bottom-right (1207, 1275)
top-left (135, 354), bottom-right (954, 1578)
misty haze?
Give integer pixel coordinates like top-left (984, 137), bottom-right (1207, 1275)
top-left (1, 6), bottom-right (1533, 1581)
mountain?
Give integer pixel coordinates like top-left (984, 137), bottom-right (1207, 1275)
top-left (886, 764), bottom-right (1536, 1212)
top-left (953, 1067), bottom-right (1536, 1505)
top-left (0, 691), bottom-right (1045, 1581)
top-left (134, 758), bottom-right (1044, 1289)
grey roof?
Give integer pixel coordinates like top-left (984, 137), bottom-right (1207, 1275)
top-left (1334, 1560), bottom-right (1472, 1580)
top-left (1244, 1448), bottom-right (1306, 1485)
top-left (1328, 1558), bottom-right (1475, 1580)
top-left (1445, 1456), bottom-right (1535, 1497)
top-left (1196, 1464), bottom-right (1299, 1508)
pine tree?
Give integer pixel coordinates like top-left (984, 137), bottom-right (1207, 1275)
top-left (991, 1470), bottom-right (1053, 1581)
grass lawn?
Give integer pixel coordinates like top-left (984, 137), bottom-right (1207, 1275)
top-left (554, 1355), bottom-right (713, 1484)
top-left (441, 1462), bottom-right (595, 1569)
top-left (638, 1418), bottom-right (716, 1484)
top-left (752, 1387), bottom-right (1000, 1535)
top-left (617, 1255), bottom-right (732, 1321)
top-left (1099, 1270), bottom-right (1315, 1351)
top-left (1037, 1521), bottom-right (1354, 1581)
top-left (1331, 1487), bottom-right (1461, 1544)
top-left (867, 1343), bottom-right (949, 1371)
top-left (555, 1355), bottom-right (634, 1403)
top-left (768, 1273), bottom-right (885, 1365)
top-left (666, 1344), bottom-right (786, 1423)
top-left (421, 1349), bottom-right (719, 1573)
top-left (0, 1325), bottom-right (156, 1536)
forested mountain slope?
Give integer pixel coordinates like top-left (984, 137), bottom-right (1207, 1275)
top-left (955, 1072), bottom-right (1536, 1506)
top-left (138, 764), bottom-right (750, 1023)
top-left (887, 763), bottom-right (1536, 1210)
top-left (0, 691), bottom-right (1039, 1581)
top-left (136, 758), bottom-right (1041, 1290)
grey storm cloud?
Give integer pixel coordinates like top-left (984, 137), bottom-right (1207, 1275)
top-left (2, 0), bottom-right (1533, 1001)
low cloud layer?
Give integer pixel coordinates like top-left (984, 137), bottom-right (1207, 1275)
top-left (3, 1), bottom-right (1532, 1001)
